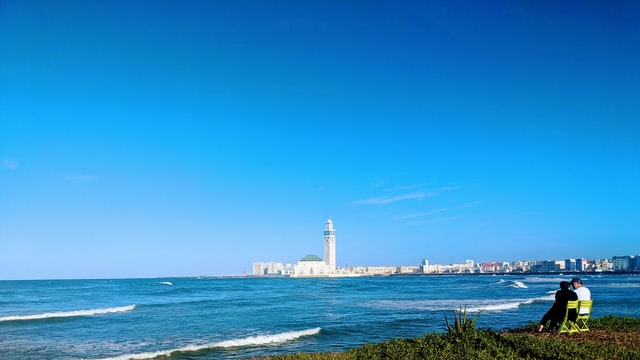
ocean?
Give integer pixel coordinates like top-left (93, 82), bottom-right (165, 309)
top-left (1, 274), bottom-right (638, 359)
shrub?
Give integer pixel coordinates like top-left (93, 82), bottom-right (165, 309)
top-left (444, 306), bottom-right (480, 335)
top-left (264, 316), bottom-right (640, 360)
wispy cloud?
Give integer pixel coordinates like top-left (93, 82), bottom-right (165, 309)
top-left (2, 158), bottom-right (19, 170)
top-left (399, 182), bottom-right (436, 190)
top-left (395, 208), bottom-right (449, 220)
top-left (353, 181), bottom-right (465, 206)
top-left (351, 191), bottom-right (438, 205)
top-left (427, 216), bottom-right (459, 223)
top-left (395, 202), bottom-right (478, 220)
top-left (65, 173), bottom-right (99, 183)
top-left (406, 216), bottom-right (460, 225)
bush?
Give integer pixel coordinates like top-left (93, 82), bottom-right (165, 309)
top-left (263, 316), bottom-right (640, 360)
top-left (444, 306), bottom-right (480, 335)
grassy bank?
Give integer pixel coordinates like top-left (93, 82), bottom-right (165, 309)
top-left (250, 314), bottom-right (640, 360)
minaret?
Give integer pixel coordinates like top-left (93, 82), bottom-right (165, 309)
top-left (323, 219), bottom-right (336, 273)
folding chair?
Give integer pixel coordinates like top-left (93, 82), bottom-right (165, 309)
top-left (576, 300), bottom-right (593, 332)
top-left (558, 300), bottom-right (580, 333)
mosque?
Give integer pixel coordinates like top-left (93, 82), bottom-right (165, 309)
top-left (291, 219), bottom-right (336, 277)
top-left (253, 219), bottom-right (359, 277)
top-left (252, 219), bottom-right (417, 277)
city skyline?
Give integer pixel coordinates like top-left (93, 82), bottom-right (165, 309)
top-left (253, 219), bottom-right (636, 276)
top-left (1, 1), bottom-right (639, 280)
top-left (254, 248), bottom-right (638, 277)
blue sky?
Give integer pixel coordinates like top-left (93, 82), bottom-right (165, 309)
top-left (1, 1), bottom-right (638, 279)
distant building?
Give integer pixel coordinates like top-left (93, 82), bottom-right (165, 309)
top-left (576, 258), bottom-right (588, 272)
top-left (421, 259), bottom-right (430, 273)
top-left (422, 260), bottom-right (476, 274)
top-left (613, 255), bottom-right (634, 271)
top-left (535, 260), bottom-right (565, 272)
top-left (398, 266), bottom-right (421, 274)
top-left (292, 219), bottom-right (338, 277)
top-left (252, 262), bottom-right (283, 275)
top-left (324, 219), bottom-right (336, 273)
top-left (510, 260), bottom-right (533, 272)
top-left (256, 219), bottom-right (341, 277)
top-left (364, 266), bottom-right (397, 275)
top-left (481, 262), bottom-right (500, 273)
top-left (292, 254), bottom-right (332, 277)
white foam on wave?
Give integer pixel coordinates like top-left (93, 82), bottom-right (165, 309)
top-left (507, 280), bottom-right (528, 289)
top-left (473, 291), bottom-right (555, 311)
top-left (604, 282), bottom-right (640, 288)
top-left (541, 293), bottom-right (555, 301)
top-left (95, 327), bottom-right (322, 360)
top-left (0, 305), bottom-right (136, 322)
top-left (466, 297), bottom-right (539, 312)
top-left (523, 276), bottom-right (570, 283)
top-left (159, 281), bottom-right (173, 286)
top-left (367, 294), bottom-right (553, 313)
top-left (489, 279), bottom-right (526, 288)
top-left (466, 301), bottom-right (525, 312)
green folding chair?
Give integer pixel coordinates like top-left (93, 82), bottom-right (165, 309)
top-left (576, 300), bottom-right (593, 332)
top-left (559, 300), bottom-right (580, 334)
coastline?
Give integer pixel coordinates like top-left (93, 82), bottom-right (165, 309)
top-left (246, 270), bottom-right (640, 279)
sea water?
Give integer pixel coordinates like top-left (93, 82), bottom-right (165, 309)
top-left (1, 274), bottom-right (638, 359)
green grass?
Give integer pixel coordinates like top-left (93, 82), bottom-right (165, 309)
top-left (250, 314), bottom-right (640, 360)
top-left (512, 314), bottom-right (640, 333)
top-left (587, 314), bottom-right (640, 331)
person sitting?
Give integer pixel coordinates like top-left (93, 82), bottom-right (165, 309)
top-left (538, 281), bottom-right (578, 332)
top-left (571, 277), bottom-right (591, 314)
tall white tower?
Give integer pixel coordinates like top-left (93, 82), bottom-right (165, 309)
top-left (323, 219), bottom-right (336, 273)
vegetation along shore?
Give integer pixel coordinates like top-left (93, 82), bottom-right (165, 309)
top-left (248, 314), bottom-right (640, 360)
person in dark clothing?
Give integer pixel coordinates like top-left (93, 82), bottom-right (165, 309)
top-left (538, 281), bottom-right (578, 332)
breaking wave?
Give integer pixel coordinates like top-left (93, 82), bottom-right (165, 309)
top-left (523, 276), bottom-right (572, 283)
top-left (465, 296), bottom-right (550, 312)
top-left (97, 327), bottom-right (322, 360)
top-left (367, 295), bottom-right (553, 313)
top-left (0, 305), bottom-right (136, 322)
top-left (489, 279), bottom-right (528, 288)
top-left (507, 280), bottom-right (528, 289)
